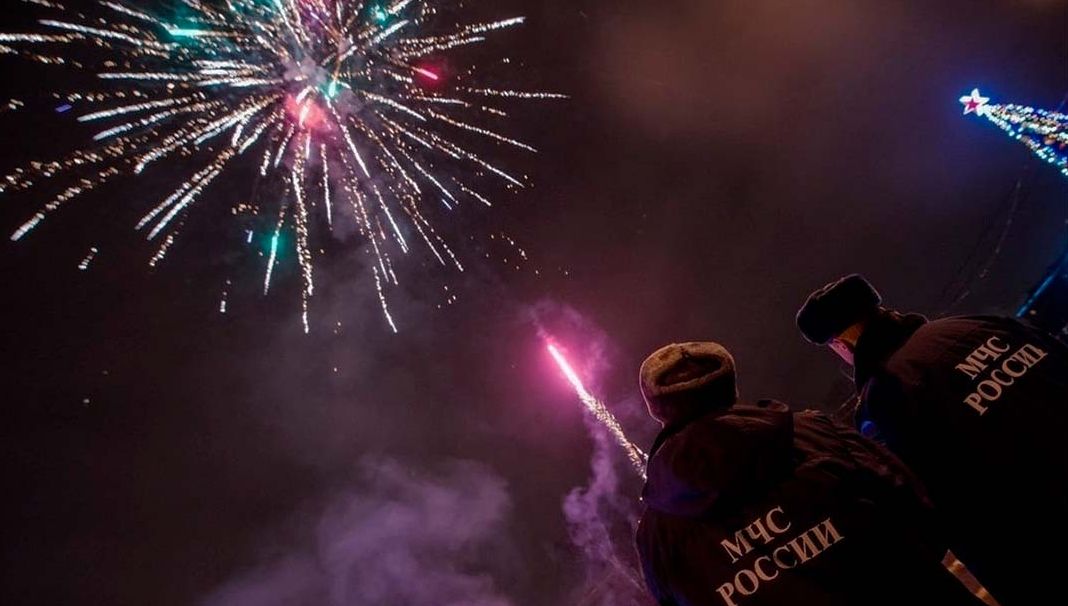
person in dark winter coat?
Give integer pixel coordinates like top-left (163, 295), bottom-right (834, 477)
top-left (797, 274), bottom-right (1068, 606)
top-left (635, 341), bottom-right (983, 606)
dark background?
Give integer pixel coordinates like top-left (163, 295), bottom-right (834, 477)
top-left (1, 0), bottom-right (1066, 604)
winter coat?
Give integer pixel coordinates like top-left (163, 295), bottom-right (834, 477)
top-left (636, 401), bottom-right (983, 606)
top-left (855, 314), bottom-right (1068, 606)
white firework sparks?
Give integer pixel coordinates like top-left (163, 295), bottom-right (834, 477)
top-left (1, 0), bottom-right (565, 330)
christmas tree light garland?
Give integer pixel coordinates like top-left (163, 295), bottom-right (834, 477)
top-left (960, 88), bottom-right (1068, 179)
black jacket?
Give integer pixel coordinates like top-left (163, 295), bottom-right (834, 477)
top-left (856, 314), bottom-right (1068, 606)
top-left (636, 402), bottom-right (982, 606)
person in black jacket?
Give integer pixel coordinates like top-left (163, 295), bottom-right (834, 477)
top-left (796, 274), bottom-right (1068, 606)
top-left (635, 341), bottom-right (982, 606)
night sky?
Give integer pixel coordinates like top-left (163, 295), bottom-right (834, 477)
top-left (2, 1), bottom-right (1066, 605)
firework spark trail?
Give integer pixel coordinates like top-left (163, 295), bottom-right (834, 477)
top-left (0, 0), bottom-right (564, 328)
top-left (78, 246), bottom-right (99, 270)
top-left (547, 343), bottom-right (647, 478)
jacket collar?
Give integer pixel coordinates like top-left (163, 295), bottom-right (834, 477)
top-left (647, 412), bottom-right (711, 460)
top-left (641, 401), bottom-right (794, 517)
top-left (853, 311), bottom-right (927, 389)
top-left (643, 400), bottom-right (786, 475)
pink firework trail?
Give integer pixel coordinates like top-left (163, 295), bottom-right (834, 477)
top-left (547, 343), bottom-right (647, 477)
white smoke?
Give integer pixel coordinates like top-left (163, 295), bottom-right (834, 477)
top-left (526, 299), bottom-right (653, 605)
top-left (201, 457), bottom-right (517, 606)
top-left (562, 415), bottom-right (650, 606)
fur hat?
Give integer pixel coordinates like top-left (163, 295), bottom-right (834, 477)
top-left (796, 274), bottom-right (882, 344)
top-left (639, 342), bottom-right (738, 427)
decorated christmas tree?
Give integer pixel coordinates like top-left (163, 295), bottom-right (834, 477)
top-left (960, 88), bottom-right (1068, 179)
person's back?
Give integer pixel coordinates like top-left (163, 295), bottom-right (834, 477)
top-left (638, 402), bottom-right (981, 606)
top-left (859, 314), bottom-right (1068, 604)
top-left (796, 275), bottom-right (1068, 605)
top-left (633, 342), bottom-right (981, 606)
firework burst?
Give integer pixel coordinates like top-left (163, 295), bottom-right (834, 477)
top-left (1, 0), bottom-right (564, 331)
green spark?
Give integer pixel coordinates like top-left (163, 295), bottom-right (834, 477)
top-left (167, 28), bottom-right (210, 38)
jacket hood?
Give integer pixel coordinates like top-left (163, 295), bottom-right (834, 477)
top-left (642, 401), bottom-right (794, 517)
